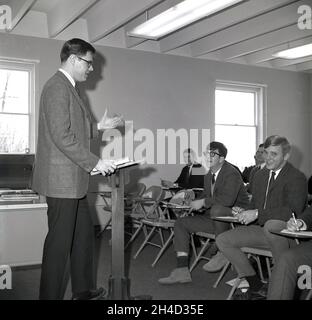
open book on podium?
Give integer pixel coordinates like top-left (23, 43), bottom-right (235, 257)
top-left (90, 157), bottom-right (144, 176)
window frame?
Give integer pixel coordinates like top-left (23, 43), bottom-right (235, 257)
top-left (214, 80), bottom-right (267, 166)
top-left (0, 58), bottom-right (36, 154)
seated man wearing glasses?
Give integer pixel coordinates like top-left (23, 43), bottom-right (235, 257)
top-left (158, 141), bottom-right (250, 285)
top-left (215, 135), bottom-right (307, 300)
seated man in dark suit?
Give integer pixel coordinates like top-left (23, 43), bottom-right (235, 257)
top-left (158, 142), bottom-right (250, 284)
top-left (215, 135), bottom-right (307, 300)
top-left (247, 143), bottom-right (266, 193)
top-left (161, 148), bottom-right (205, 189)
top-left (242, 144), bottom-right (264, 184)
top-left (267, 206), bottom-right (312, 299)
top-left (308, 175), bottom-right (312, 205)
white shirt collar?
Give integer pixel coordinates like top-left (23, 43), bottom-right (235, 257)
top-left (211, 166), bottom-right (222, 180)
top-left (271, 167), bottom-right (282, 179)
top-left (59, 68), bottom-right (75, 87)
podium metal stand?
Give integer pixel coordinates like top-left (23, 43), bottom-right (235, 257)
top-left (104, 161), bottom-right (150, 300)
top-left (107, 169), bottom-right (129, 300)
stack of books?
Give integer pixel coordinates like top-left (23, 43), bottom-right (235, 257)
top-left (0, 189), bottom-right (39, 201)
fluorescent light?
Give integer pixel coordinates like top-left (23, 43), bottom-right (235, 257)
top-left (128, 0), bottom-right (244, 40)
top-left (273, 43), bottom-right (312, 59)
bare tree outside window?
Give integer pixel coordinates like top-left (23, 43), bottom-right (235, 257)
top-left (0, 68), bottom-right (30, 153)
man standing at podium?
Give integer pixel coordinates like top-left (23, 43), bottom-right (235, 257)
top-left (32, 38), bottom-right (122, 300)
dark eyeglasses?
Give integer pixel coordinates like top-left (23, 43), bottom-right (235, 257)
top-left (76, 56), bottom-right (93, 68)
top-left (204, 150), bottom-right (222, 157)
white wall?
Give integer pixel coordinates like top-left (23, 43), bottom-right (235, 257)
top-left (1, 33), bottom-right (311, 188)
top-left (90, 45), bottom-right (312, 187)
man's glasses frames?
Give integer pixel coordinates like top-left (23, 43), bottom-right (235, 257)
top-left (76, 56), bottom-right (93, 68)
top-left (204, 150), bottom-right (222, 157)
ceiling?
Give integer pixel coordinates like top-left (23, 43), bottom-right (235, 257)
top-left (3, 0), bottom-right (312, 72)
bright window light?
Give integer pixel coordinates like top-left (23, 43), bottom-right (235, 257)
top-left (0, 67), bottom-right (32, 154)
top-left (128, 0), bottom-right (244, 39)
top-left (273, 43), bottom-right (312, 59)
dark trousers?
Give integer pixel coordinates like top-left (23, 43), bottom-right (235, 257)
top-left (173, 205), bottom-right (232, 254)
top-left (268, 240), bottom-right (312, 300)
top-left (39, 196), bottom-right (95, 300)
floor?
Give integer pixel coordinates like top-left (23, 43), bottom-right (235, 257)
top-left (0, 229), bottom-right (237, 300)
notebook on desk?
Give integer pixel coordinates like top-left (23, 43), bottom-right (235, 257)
top-left (215, 216), bottom-right (239, 222)
top-left (280, 229), bottom-right (312, 237)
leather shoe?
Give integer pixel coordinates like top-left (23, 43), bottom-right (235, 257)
top-left (202, 251), bottom-right (228, 272)
top-left (251, 283), bottom-right (268, 300)
top-left (232, 288), bottom-right (250, 300)
top-left (72, 287), bottom-right (106, 300)
top-left (158, 267), bottom-right (192, 285)
top-left (232, 284), bottom-right (267, 300)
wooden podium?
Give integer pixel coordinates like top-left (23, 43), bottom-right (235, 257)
top-left (103, 160), bottom-right (143, 300)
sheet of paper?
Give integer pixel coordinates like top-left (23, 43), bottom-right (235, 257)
top-left (216, 216), bottom-right (239, 222)
top-left (280, 229), bottom-right (312, 237)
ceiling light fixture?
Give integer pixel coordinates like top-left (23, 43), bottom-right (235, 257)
top-left (128, 0), bottom-right (245, 40)
top-left (273, 43), bottom-right (312, 59)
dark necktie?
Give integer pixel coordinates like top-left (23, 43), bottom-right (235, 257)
top-left (211, 173), bottom-right (216, 196)
top-left (75, 86), bottom-right (81, 97)
top-left (268, 171), bottom-right (275, 189)
top-left (264, 171), bottom-right (275, 209)
top-left (211, 173), bottom-right (216, 185)
top-left (184, 165), bottom-right (191, 187)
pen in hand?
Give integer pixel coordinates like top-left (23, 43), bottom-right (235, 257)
top-left (292, 212), bottom-right (300, 231)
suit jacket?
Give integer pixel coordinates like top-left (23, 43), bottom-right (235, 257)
top-left (308, 175), bottom-right (312, 195)
top-left (247, 165), bottom-right (262, 193)
top-left (299, 206), bottom-right (312, 230)
top-left (199, 161), bottom-right (249, 209)
top-left (242, 165), bottom-right (255, 183)
top-left (32, 71), bottom-right (99, 198)
top-left (249, 162), bottom-right (308, 226)
top-left (175, 163), bottom-right (205, 188)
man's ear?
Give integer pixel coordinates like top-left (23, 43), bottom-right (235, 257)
top-left (69, 54), bottom-right (76, 65)
top-left (284, 152), bottom-right (290, 161)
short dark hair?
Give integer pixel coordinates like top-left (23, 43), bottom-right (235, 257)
top-left (259, 143), bottom-right (264, 148)
top-left (263, 135), bottom-right (291, 155)
top-left (208, 141), bottom-right (227, 158)
top-left (60, 38), bottom-right (96, 63)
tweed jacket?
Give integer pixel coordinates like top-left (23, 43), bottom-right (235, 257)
top-left (199, 161), bottom-right (249, 209)
top-left (32, 71), bottom-right (99, 198)
top-left (249, 162), bottom-right (307, 226)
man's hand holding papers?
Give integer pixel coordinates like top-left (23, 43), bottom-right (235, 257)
top-left (93, 159), bottom-right (117, 176)
top-left (91, 157), bottom-right (144, 176)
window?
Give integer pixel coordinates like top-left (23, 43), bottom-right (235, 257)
top-left (0, 60), bottom-right (35, 154)
top-left (215, 81), bottom-right (265, 171)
